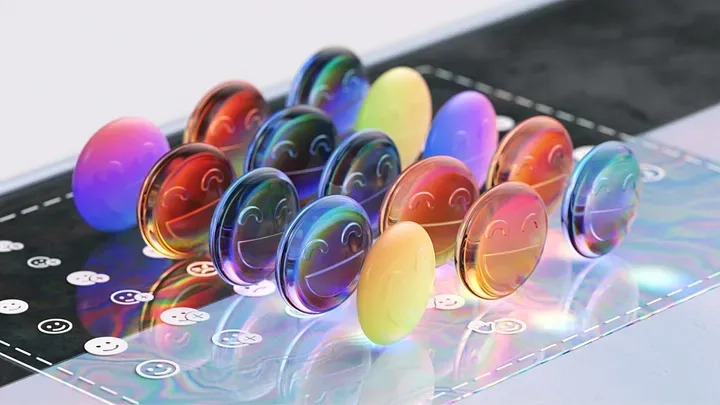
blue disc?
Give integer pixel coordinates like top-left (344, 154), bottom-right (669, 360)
top-left (210, 168), bottom-right (300, 285)
top-left (561, 141), bottom-right (641, 258)
top-left (276, 195), bottom-right (372, 314)
top-left (245, 106), bottom-right (337, 206)
top-left (318, 129), bottom-right (401, 236)
top-left (286, 47), bottom-right (369, 137)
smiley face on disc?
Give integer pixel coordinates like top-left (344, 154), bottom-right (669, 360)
top-left (487, 116), bottom-right (573, 211)
top-left (456, 181), bottom-right (548, 300)
top-left (138, 143), bottom-right (235, 259)
top-left (561, 141), bottom-right (641, 258)
top-left (209, 168), bottom-right (300, 285)
top-left (380, 156), bottom-right (479, 264)
top-left (276, 195), bottom-right (372, 315)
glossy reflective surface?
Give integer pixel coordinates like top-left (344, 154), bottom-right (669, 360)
top-left (457, 182), bottom-right (548, 300)
top-left (423, 90), bottom-right (498, 184)
top-left (562, 141), bottom-right (641, 257)
top-left (276, 195), bottom-right (371, 314)
top-left (355, 67), bottom-right (432, 169)
top-left (245, 106), bottom-right (336, 206)
top-left (209, 168), bottom-right (299, 285)
top-left (138, 143), bottom-right (234, 259)
top-left (286, 47), bottom-right (368, 137)
top-left (357, 222), bottom-right (435, 345)
top-left (184, 81), bottom-right (269, 175)
top-left (380, 156), bottom-right (479, 264)
top-left (487, 116), bottom-right (573, 211)
top-left (73, 117), bottom-right (170, 232)
top-left (318, 129), bottom-right (401, 236)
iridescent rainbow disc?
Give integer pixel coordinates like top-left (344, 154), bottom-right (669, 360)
top-left (286, 47), bottom-right (369, 137)
top-left (276, 195), bottom-right (372, 315)
top-left (561, 141), bottom-right (641, 258)
top-left (209, 168), bottom-right (299, 285)
top-left (456, 181), bottom-right (548, 300)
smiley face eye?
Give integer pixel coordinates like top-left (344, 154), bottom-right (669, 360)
top-left (484, 219), bottom-right (508, 238)
top-left (408, 192), bottom-right (436, 210)
top-left (547, 144), bottom-right (567, 167)
top-left (301, 239), bottom-right (329, 261)
top-left (342, 172), bottom-right (367, 195)
top-left (271, 140), bottom-right (298, 160)
top-left (238, 206), bottom-right (263, 225)
top-left (592, 177), bottom-right (611, 195)
top-left (161, 186), bottom-right (189, 208)
top-left (309, 134), bottom-right (332, 156)
top-left (201, 168), bottom-right (226, 192)
top-left (210, 115), bottom-right (237, 136)
top-left (274, 198), bottom-right (292, 228)
top-left (341, 222), bottom-right (364, 245)
top-left (375, 154), bottom-right (398, 180)
top-left (622, 173), bottom-right (637, 191)
top-left (514, 156), bottom-right (535, 173)
top-left (309, 85), bottom-right (333, 105)
top-left (521, 213), bottom-right (539, 232)
top-left (448, 187), bottom-right (472, 211)
top-left (244, 108), bottom-right (263, 131)
top-left (342, 69), bottom-right (362, 91)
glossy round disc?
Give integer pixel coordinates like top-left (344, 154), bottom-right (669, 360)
top-left (561, 141), bottom-right (641, 258)
top-left (357, 221), bottom-right (435, 345)
top-left (276, 195), bottom-right (372, 314)
top-left (456, 181), bottom-right (548, 300)
top-left (423, 90), bottom-right (498, 184)
top-left (286, 47), bottom-right (369, 137)
top-left (355, 67), bottom-right (432, 169)
top-left (318, 129), bottom-right (401, 236)
top-left (209, 168), bottom-right (300, 285)
top-left (184, 81), bottom-right (269, 175)
top-left (380, 156), bottom-right (479, 264)
top-left (245, 106), bottom-right (336, 206)
top-left (73, 117), bottom-right (170, 232)
top-left (138, 143), bottom-right (235, 259)
top-left (487, 116), bottom-right (573, 211)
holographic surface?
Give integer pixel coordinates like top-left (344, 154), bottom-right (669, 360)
top-left (72, 117), bottom-right (170, 232)
top-left (286, 47), bottom-right (369, 137)
top-left (357, 221), bottom-right (435, 345)
top-left (138, 143), bottom-right (234, 259)
top-left (562, 141), bottom-right (641, 258)
top-left (423, 90), bottom-right (498, 184)
top-left (276, 195), bottom-right (372, 314)
top-left (355, 67), bottom-right (432, 169)
top-left (380, 156), bottom-right (479, 264)
top-left (245, 106), bottom-right (336, 206)
top-left (487, 115), bottom-right (573, 211)
top-left (318, 129), bottom-right (401, 236)
top-left (184, 81), bottom-right (270, 175)
top-left (457, 182), bottom-right (548, 300)
top-left (209, 168), bottom-right (299, 285)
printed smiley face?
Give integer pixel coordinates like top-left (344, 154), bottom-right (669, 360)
top-left (37, 318), bottom-right (73, 334)
top-left (0, 299), bottom-right (29, 315)
top-left (138, 143), bottom-right (235, 259)
top-left (84, 336), bottom-right (129, 356)
top-left (210, 168), bottom-right (300, 285)
top-left (185, 81), bottom-right (270, 174)
top-left (487, 116), bottom-right (573, 211)
top-left (456, 182), bottom-right (548, 300)
top-left (319, 130), bottom-right (402, 236)
top-left (135, 359), bottom-right (181, 380)
top-left (245, 106), bottom-right (337, 206)
top-left (286, 47), bottom-right (369, 136)
top-left (276, 195), bottom-right (372, 314)
top-left (381, 156), bottom-right (479, 264)
top-left (562, 141), bottom-right (641, 257)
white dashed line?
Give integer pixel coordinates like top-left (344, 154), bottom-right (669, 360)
top-left (460, 392), bottom-right (474, 400)
top-left (661, 147), bottom-right (682, 158)
top-left (687, 280), bottom-right (703, 288)
top-left (42, 197), bottom-right (62, 207)
top-left (35, 357), bottom-right (52, 366)
top-left (583, 325), bottom-right (600, 333)
top-left (706, 163), bottom-right (720, 174)
top-left (122, 397), bottom-right (140, 405)
top-left (78, 376), bottom-right (95, 385)
top-left (494, 89), bottom-right (513, 101)
top-left (454, 75), bottom-right (473, 87)
top-left (540, 344), bottom-right (556, 352)
top-left (535, 103), bottom-right (554, 114)
top-left (474, 372), bottom-right (491, 381)
top-left (20, 205), bottom-right (39, 215)
top-left (625, 307), bottom-right (642, 315)
top-left (667, 289), bottom-right (683, 297)
top-left (0, 339), bottom-right (10, 347)
top-left (618, 132), bottom-right (633, 142)
top-left (518, 353), bottom-right (535, 361)
top-left (576, 117), bottom-right (595, 129)
top-left (496, 362), bottom-right (513, 371)
top-left (641, 140), bottom-right (660, 150)
top-left (414, 65), bottom-right (432, 74)
top-left (474, 82), bottom-right (493, 94)
top-left (597, 125), bottom-right (617, 136)
top-left (514, 96), bottom-right (534, 108)
top-left (646, 298), bottom-right (663, 306)
top-left (707, 271), bottom-right (720, 279)
top-left (684, 155), bottom-right (702, 165)
top-left (604, 316), bottom-right (621, 324)
top-left (555, 110), bottom-right (575, 122)
top-left (100, 386), bottom-right (118, 396)
top-left (431, 392), bottom-right (447, 400)
top-left (561, 334), bottom-right (579, 343)
top-left (452, 382), bottom-right (469, 390)
top-left (434, 68), bottom-right (453, 80)
top-left (14, 347), bottom-right (31, 356)
top-left (65, 192), bottom-right (73, 199)
top-left (57, 367), bottom-right (74, 376)
top-left (0, 214), bottom-right (17, 223)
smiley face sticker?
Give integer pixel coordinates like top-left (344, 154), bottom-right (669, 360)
top-left (380, 156), bottom-right (479, 264)
top-left (562, 141), bottom-right (641, 257)
top-left (138, 143), bottom-right (235, 259)
top-left (456, 182), bottom-right (548, 300)
top-left (276, 195), bottom-right (372, 315)
top-left (210, 168), bottom-right (300, 285)
top-left (487, 116), bottom-right (573, 211)
top-left (357, 221), bottom-right (435, 345)
top-left (245, 106), bottom-right (336, 206)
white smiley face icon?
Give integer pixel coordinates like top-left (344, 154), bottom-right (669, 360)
top-left (494, 318), bottom-right (527, 335)
top-left (66, 271), bottom-right (110, 286)
top-left (84, 336), bottom-right (128, 356)
top-left (160, 307), bottom-right (210, 326)
top-left (430, 294), bottom-right (466, 310)
top-left (211, 329), bottom-right (263, 348)
top-left (0, 299), bottom-right (29, 315)
top-left (110, 289), bottom-right (153, 305)
top-left (136, 359), bottom-right (180, 380)
top-left (142, 245), bottom-right (166, 259)
top-left (467, 319), bottom-right (496, 335)
top-left (233, 280), bottom-right (276, 297)
top-left (37, 318), bottom-right (73, 334)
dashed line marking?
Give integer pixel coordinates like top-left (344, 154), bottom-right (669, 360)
top-left (0, 213), bottom-right (17, 223)
top-left (514, 96), bottom-right (534, 108)
top-left (535, 103), bottom-right (554, 114)
top-left (667, 288), bottom-right (683, 297)
top-left (540, 344), bottom-right (556, 352)
top-left (35, 357), bottom-right (52, 366)
top-left (684, 155), bottom-right (702, 165)
top-left (122, 397), bottom-right (140, 405)
top-left (706, 163), bottom-right (720, 174)
top-left (20, 205), bottom-right (39, 215)
top-left (434, 68), bottom-right (453, 80)
top-left (604, 316), bottom-right (621, 324)
top-left (0, 339), bottom-right (10, 347)
top-left (661, 147), bottom-right (682, 158)
top-left (688, 280), bottom-right (703, 288)
top-left (65, 192), bottom-right (73, 199)
top-left (597, 125), bottom-right (617, 136)
top-left (454, 75), bottom-right (473, 87)
top-left (474, 82), bottom-right (493, 94)
top-left (625, 307), bottom-right (642, 315)
top-left (474, 372), bottom-right (491, 381)
top-left (707, 271), bottom-right (720, 279)
top-left (576, 117), bottom-right (595, 129)
top-left (583, 325), bottom-right (599, 333)
top-left (460, 392), bottom-right (474, 400)
top-left (561, 334), bottom-right (578, 343)
top-left (431, 392), bottom-right (447, 400)
top-left (518, 353), bottom-right (535, 361)
top-left (641, 140), bottom-right (660, 150)
top-left (57, 367), bottom-right (74, 376)
top-left (100, 386), bottom-right (118, 396)
top-left (618, 132), bottom-right (633, 142)
top-left (646, 297), bottom-right (663, 306)
top-left (414, 65), bottom-right (432, 74)
top-left (14, 347), bottom-right (31, 356)
top-left (452, 382), bottom-right (469, 390)
top-left (496, 362), bottom-right (513, 371)
top-left (78, 376), bottom-right (95, 385)
top-left (555, 110), bottom-right (575, 122)
top-left (43, 197), bottom-right (62, 207)
top-left (494, 89), bottom-right (513, 101)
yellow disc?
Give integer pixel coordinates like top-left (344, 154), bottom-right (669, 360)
top-left (355, 67), bottom-right (432, 169)
top-left (357, 221), bottom-right (435, 345)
